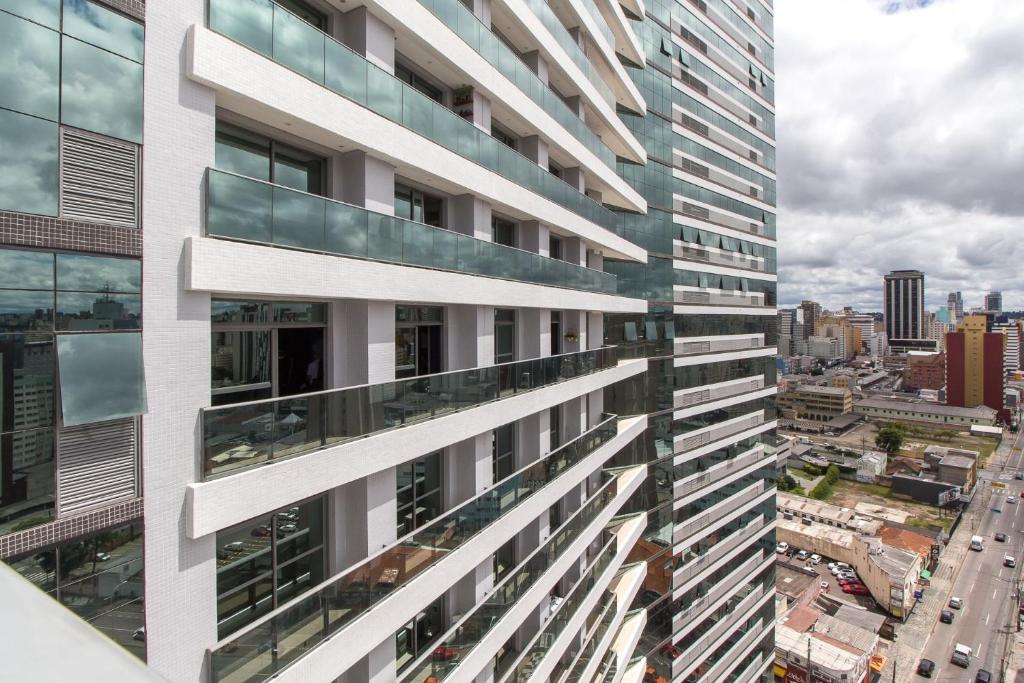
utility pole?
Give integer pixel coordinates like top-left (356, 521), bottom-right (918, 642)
top-left (807, 631), bottom-right (813, 683)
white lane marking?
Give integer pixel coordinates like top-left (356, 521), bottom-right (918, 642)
top-left (994, 589), bottom-right (998, 599)
top-left (986, 613), bottom-right (991, 625)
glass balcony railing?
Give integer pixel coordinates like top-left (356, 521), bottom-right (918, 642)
top-left (399, 477), bottom-right (619, 683)
top-left (202, 346), bottom-right (618, 479)
top-left (502, 535), bottom-right (620, 682)
top-left (413, 0), bottom-right (616, 167)
top-left (556, 588), bottom-right (618, 683)
top-left (578, 0), bottom-right (616, 49)
top-left (205, 169), bottom-right (617, 294)
top-left (207, 0), bottom-right (619, 231)
top-left (209, 451), bottom-right (621, 683)
top-left (517, 0), bottom-right (617, 107)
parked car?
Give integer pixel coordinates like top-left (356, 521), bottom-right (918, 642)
top-left (940, 610), bottom-right (954, 624)
top-left (810, 554), bottom-right (822, 564)
top-left (917, 658), bottom-right (935, 677)
top-left (776, 542), bottom-right (789, 554)
top-left (949, 596), bottom-right (963, 609)
top-left (1005, 555), bottom-right (1016, 568)
top-left (843, 584), bottom-right (870, 596)
top-left (976, 669), bottom-right (992, 682)
top-left (796, 550), bottom-right (809, 561)
top-left (95, 552), bottom-right (110, 562)
top-left (820, 580), bottom-right (829, 590)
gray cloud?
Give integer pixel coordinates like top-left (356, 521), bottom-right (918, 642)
top-left (776, 0), bottom-right (1024, 311)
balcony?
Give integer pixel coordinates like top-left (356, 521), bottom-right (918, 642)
top-left (672, 551), bottom-right (771, 633)
top-left (673, 480), bottom-right (771, 545)
top-left (675, 376), bottom-right (765, 410)
top-left (674, 287), bottom-right (766, 308)
top-left (205, 169), bottom-right (617, 295)
top-left (673, 444), bottom-right (770, 499)
top-left (202, 347), bottom-right (618, 479)
top-left (674, 241), bottom-right (774, 274)
top-left (207, 420), bottom-right (629, 683)
top-left (675, 335), bottom-right (766, 356)
top-left (674, 412), bottom-right (766, 454)
top-left (672, 516), bottom-right (773, 591)
top-left (695, 611), bottom-right (771, 682)
top-left (411, 0), bottom-right (619, 166)
top-left (205, 0), bottom-right (619, 232)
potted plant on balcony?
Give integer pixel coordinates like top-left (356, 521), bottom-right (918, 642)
top-left (563, 330), bottom-right (580, 344)
top-left (453, 85), bottom-right (474, 119)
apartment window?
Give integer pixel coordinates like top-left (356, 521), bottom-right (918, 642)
top-left (549, 235), bottom-right (563, 260)
top-left (494, 309), bottom-right (516, 364)
top-left (550, 405), bottom-right (562, 450)
top-left (396, 594), bottom-right (445, 672)
top-left (551, 311), bottom-right (563, 355)
top-left (215, 497), bottom-right (326, 639)
top-left (394, 182), bottom-right (445, 228)
top-left (277, 0), bottom-right (326, 28)
top-left (210, 299), bottom-right (327, 405)
top-left (492, 123), bottom-right (518, 151)
top-left (215, 122), bottom-right (324, 194)
top-left (494, 538), bottom-right (516, 583)
top-left (5, 521), bottom-right (145, 660)
top-left (396, 451), bottom-right (442, 536)
top-left (395, 306), bottom-right (445, 378)
top-left (493, 423), bottom-right (516, 482)
top-left (548, 160), bottom-right (563, 179)
top-left (396, 61), bottom-right (444, 103)
top-left (0, 2), bottom-right (143, 215)
top-left (492, 216), bottom-right (518, 247)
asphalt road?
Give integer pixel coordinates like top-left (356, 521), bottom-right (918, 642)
top-left (915, 427), bottom-right (1024, 681)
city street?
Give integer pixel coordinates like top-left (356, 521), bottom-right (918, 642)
top-left (906, 427), bottom-right (1024, 681)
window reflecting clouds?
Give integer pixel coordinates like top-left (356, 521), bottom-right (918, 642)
top-left (0, 0), bottom-right (60, 27)
top-left (62, 0), bottom-right (144, 62)
top-left (0, 109), bottom-right (58, 216)
top-left (57, 332), bottom-right (146, 426)
top-left (0, 11), bottom-right (60, 120)
top-left (61, 37), bottom-right (143, 143)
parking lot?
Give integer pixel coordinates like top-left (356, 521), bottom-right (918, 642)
top-left (775, 545), bottom-right (887, 614)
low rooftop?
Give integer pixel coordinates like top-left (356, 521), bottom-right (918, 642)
top-left (855, 398), bottom-right (997, 420)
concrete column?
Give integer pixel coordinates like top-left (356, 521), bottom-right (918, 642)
top-left (456, 90), bottom-right (492, 134)
top-left (587, 388), bottom-right (604, 428)
top-left (586, 312), bottom-right (603, 350)
top-left (329, 468), bottom-right (398, 572)
top-left (522, 50), bottom-right (548, 84)
top-left (562, 167), bottom-right (585, 193)
top-left (334, 151), bottom-right (395, 215)
top-left (450, 195), bottom-right (492, 241)
top-left (520, 135), bottom-right (549, 169)
top-left (330, 300), bottom-right (396, 387)
top-left (467, 0), bottom-right (492, 24)
top-left (451, 558), bottom-right (495, 622)
top-left (586, 250), bottom-right (603, 271)
top-left (338, 6), bottom-right (395, 74)
top-left (561, 311), bottom-right (588, 353)
top-left (446, 304), bottom-right (494, 370)
top-left (568, 26), bottom-right (585, 49)
top-left (519, 221), bottom-right (550, 257)
top-left (517, 308), bottom-right (551, 360)
top-left (444, 432), bottom-right (492, 508)
top-left (562, 236), bottom-right (587, 266)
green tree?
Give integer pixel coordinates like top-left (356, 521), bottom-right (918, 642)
top-left (875, 424), bottom-right (906, 453)
top-left (779, 474), bottom-right (798, 492)
top-left (810, 479), bottom-right (833, 500)
top-left (802, 463), bottom-right (822, 477)
top-left (826, 464), bottom-right (840, 484)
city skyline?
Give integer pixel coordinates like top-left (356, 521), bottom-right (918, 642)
top-left (775, 0), bottom-right (1024, 311)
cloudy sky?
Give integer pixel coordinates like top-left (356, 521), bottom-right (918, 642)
top-left (775, 0), bottom-right (1024, 313)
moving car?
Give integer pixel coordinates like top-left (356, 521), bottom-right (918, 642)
top-left (916, 658), bottom-right (935, 677)
top-left (949, 596), bottom-right (963, 609)
top-left (1009, 496), bottom-right (1018, 504)
top-left (940, 609), bottom-right (954, 624)
top-left (996, 532), bottom-right (1008, 542)
top-left (971, 536), bottom-right (984, 551)
top-left (976, 670), bottom-right (993, 683)
top-left (951, 643), bottom-right (971, 668)
top-left (1005, 555), bottom-right (1016, 568)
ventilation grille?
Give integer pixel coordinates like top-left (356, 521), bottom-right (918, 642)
top-left (57, 417), bottom-right (139, 516)
top-left (60, 127), bottom-right (140, 228)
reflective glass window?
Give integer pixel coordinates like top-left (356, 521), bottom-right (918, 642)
top-left (396, 451), bottom-right (442, 536)
top-left (0, 249), bottom-right (54, 289)
top-left (0, 11), bottom-right (60, 120)
top-left (0, 109), bottom-right (58, 216)
top-left (0, 334), bottom-right (55, 433)
top-left (55, 292), bottom-right (140, 330)
top-left (62, 0), bottom-right (144, 62)
top-left (492, 422), bottom-right (515, 483)
top-left (60, 36), bottom-right (143, 143)
top-left (56, 332), bottom-right (147, 426)
top-left (0, 0), bottom-right (60, 27)
top-left (215, 124), bottom-right (271, 181)
top-left (0, 290), bottom-right (54, 333)
top-left (56, 254), bottom-right (141, 293)
top-left (0, 427), bottom-right (55, 535)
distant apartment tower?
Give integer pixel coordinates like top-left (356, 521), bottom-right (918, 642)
top-left (993, 320), bottom-right (1023, 376)
top-left (815, 317), bottom-right (858, 360)
top-left (847, 314), bottom-right (876, 353)
top-left (799, 300), bottom-right (821, 341)
top-left (947, 291), bottom-right (964, 322)
top-left (884, 270), bottom-right (928, 352)
top-left (946, 315), bottom-right (1007, 421)
top-left (985, 291), bottom-right (1003, 312)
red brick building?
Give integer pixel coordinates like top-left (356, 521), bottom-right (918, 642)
top-left (903, 352), bottom-right (945, 391)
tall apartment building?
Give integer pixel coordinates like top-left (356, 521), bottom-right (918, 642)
top-left (798, 300), bottom-right (820, 341)
top-left (846, 314), bottom-right (875, 354)
top-left (814, 317), bottom-right (858, 361)
top-left (993, 319), bottom-right (1023, 376)
top-left (884, 270), bottom-right (932, 353)
top-left (946, 315), bottom-right (1007, 422)
top-left (1, 0), bottom-right (777, 681)
top-left (985, 291), bottom-right (1002, 313)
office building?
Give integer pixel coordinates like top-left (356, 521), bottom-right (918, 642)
top-left (0, 0), bottom-right (778, 681)
top-left (985, 291), bottom-right (1002, 313)
top-left (993, 319), bottom-right (1023, 376)
top-left (884, 270), bottom-right (926, 353)
top-left (798, 301), bottom-right (820, 342)
top-left (946, 315), bottom-right (1007, 422)
top-left (776, 385), bottom-right (853, 422)
top-left (947, 291), bottom-right (963, 322)
top-left (815, 317), bottom-right (858, 361)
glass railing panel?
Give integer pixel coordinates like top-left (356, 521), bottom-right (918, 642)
top-left (209, 421), bottom-right (619, 683)
top-left (501, 537), bottom-right (619, 682)
top-left (398, 480), bottom-right (619, 683)
top-left (207, 0), bottom-right (618, 227)
top-left (416, 0), bottom-right (615, 167)
top-left (204, 169), bottom-right (616, 294)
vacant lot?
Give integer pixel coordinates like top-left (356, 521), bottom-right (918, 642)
top-left (828, 480), bottom-right (953, 531)
top-left (813, 420), bottom-right (997, 463)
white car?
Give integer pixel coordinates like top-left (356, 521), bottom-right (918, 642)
top-left (776, 542), bottom-right (789, 554)
top-left (796, 550), bottom-right (809, 561)
top-left (949, 596), bottom-right (963, 609)
top-left (810, 554), bottom-right (822, 565)
top-left (819, 580), bottom-right (829, 589)
top-left (1009, 496), bottom-right (1017, 504)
